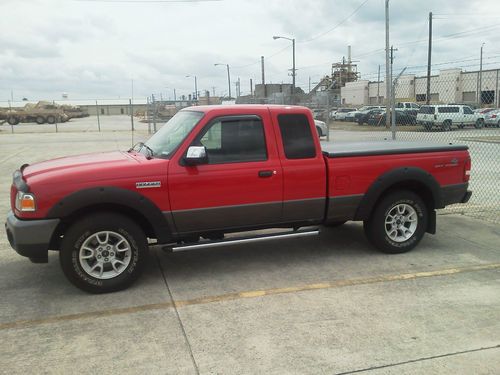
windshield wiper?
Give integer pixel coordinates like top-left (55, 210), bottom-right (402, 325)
top-left (128, 142), bottom-right (154, 159)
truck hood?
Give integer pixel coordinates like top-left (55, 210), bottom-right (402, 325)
top-left (22, 151), bottom-right (162, 186)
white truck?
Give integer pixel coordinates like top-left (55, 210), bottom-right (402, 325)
top-left (416, 105), bottom-right (485, 131)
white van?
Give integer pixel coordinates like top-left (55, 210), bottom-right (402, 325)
top-left (396, 102), bottom-right (420, 111)
top-left (416, 105), bottom-right (485, 131)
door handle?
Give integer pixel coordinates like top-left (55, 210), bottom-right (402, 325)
top-left (258, 170), bottom-right (275, 178)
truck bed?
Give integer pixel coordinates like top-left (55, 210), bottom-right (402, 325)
top-left (322, 141), bottom-right (468, 158)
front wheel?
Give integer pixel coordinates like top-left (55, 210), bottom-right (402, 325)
top-left (59, 212), bottom-right (148, 293)
top-left (364, 190), bottom-right (428, 254)
top-left (475, 119), bottom-right (484, 129)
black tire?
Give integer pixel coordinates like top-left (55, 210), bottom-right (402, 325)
top-left (442, 120), bottom-right (452, 131)
top-left (7, 116), bottom-right (19, 125)
top-left (35, 116), bottom-right (46, 124)
top-left (323, 221), bottom-right (347, 228)
top-left (47, 115), bottom-right (56, 124)
top-left (475, 119), bottom-right (484, 129)
top-left (497, 120), bottom-right (500, 128)
top-left (423, 123), bottom-right (432, 131)
top-left (316, 126), bottom-right (323, 137)
top-left (363, 190), bottom-right (428, 254)
top-left (59, 212), bottom-right (148, 293)
top-left (457, 124), bottom-right (465, 129)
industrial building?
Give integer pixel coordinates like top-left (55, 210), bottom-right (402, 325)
top-left (341, 68), bottom-right (500, 107)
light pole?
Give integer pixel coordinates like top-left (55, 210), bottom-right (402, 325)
top-left (479, 42), bottom-right (485, 106)
top-left (185, 75), bottom-right (198, 101)
top-left (214, 63), bottom-right (231, 99)
top-left (273, 35), bottom-right (296, 95)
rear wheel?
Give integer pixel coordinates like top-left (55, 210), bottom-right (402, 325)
top-left (442, 120), bottom-right (452, 131)
top-left (59, 212), bottom-right (148, 293)
top-left (364, 190), bottom-right (428, 254)
top-left (423, 123), bottom-right (433, 131)
top-left (475, 118), bottom-right (484, 129)
top-left (35, 116), bottom-right (46, 124)
top-left (47, 115), bottom-right (56, 124)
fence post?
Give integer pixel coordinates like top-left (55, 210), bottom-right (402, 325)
top-left (53, 100), bottom-right (58, 133)
top-left (326, 92), bottom-right (330, 142)
top-left (146, 97), bottom-right (151, 134)
top-left (96, 100), bottom-right (101, 132)
top-left (8, 100), bottom-right (14, 134)
top-left (153, 97), bottom-right (157, 133)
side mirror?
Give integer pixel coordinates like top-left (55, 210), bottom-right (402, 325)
top-left (184, 146), bottom-right (208, 166)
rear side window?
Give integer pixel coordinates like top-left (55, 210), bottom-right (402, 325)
top-left (438, 107), bottom-right (459, 113)
top-left (418, 106), bottom-right (435, 114)
top-left (463, 107), bottom-right (474, 114)
top-left (278, 114), bottom-right (316, 159)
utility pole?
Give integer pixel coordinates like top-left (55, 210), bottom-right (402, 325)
top-left (479, 43), bottom-right (485, 106)
top-left (426, 12), bottom-right (432, 104)
top-left (261, 56), bottom-right (266, 98)
top-left (385, 0), bottom-right (391, 129)
top-left (377, 65), bottom-right (381, 104)
top-left (309, 76), bottom-right (311, 93)
top-left (250, 78), bottom-right (253, 98)
top-left (292, 38), bottom-right (296, 95)
top-left (212, 86), bottom-right (216, 97)
top-left (194, 76), bottom-right (198, 101)
top-left (390, 46), bottom-right (398, 139)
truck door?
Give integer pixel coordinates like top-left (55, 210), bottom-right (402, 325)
top-left (272, 111), bottom-right (327, 223)
top-left (463, 106), bottom-right (474, 124)
top-left (168, 114), bottom-right (283, 234)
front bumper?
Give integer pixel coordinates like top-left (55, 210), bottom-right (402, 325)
top-left (5, 211), bottom-right (60, 263)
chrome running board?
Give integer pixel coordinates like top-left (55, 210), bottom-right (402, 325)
top-left (170, 228), bottom-right (320, 252)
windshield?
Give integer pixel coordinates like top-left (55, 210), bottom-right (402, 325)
top-left (145, 111), bottom-right (204, 158)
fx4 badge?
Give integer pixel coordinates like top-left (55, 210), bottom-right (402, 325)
top-left (136, 181), bottom-right (161, 189)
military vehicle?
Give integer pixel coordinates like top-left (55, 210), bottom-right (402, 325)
top-left (2, 101), bottom-right (70, 125)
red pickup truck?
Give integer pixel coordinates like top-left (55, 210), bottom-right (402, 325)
top-left (5, 105), bottom-right (472, 293)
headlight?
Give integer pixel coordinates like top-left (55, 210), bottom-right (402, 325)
top-left (15, 191), bottom-right (36, 212)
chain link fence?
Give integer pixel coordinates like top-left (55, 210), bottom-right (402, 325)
top-left (312, 68), bottom-right (500, 224)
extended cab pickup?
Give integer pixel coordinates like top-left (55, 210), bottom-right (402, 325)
top-left (5, 105), bottom-right (472, 293)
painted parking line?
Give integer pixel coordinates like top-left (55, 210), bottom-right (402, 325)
top-left (1, 262), bottom-right (499, 331)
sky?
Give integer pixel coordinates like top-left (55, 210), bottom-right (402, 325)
top-left (1, 0), bottom-right (500, 102)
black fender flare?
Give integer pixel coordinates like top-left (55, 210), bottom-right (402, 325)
top-left (354, 166), bottom-right (442, 221)
top-left (47, 186), bottom-right (171, 243)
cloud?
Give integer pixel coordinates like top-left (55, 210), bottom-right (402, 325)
top-left (0, 0), bottom-right (499, 100)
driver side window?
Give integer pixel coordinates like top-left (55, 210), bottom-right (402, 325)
top-left (197, 117), bottom-right (267, 164)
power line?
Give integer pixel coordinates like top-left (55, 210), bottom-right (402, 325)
top-left (231, 45), bottom-right (291, 70)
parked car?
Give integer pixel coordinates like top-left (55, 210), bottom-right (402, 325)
top-left (312, 109), bottom-right (327, 121)
top-left (332, 108), bottom-right (357, 121)
top-left (367, 110), bottom-right (416, 126)
top-left (346, 106), bottom-right (384, 123)
top-left (484, 109), bottom-right (500, 128)
top-left (417, 105), bottom-right (485, 131)
top-left (357, 109), bottom-right (385, 125)
top-left (474, 108), bottom-right (495, 114)
top-left (314, 119), bottom-right (328, 137)
top-left (6, 105), bottom-right (472, 293)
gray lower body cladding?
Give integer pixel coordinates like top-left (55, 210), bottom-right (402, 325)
top-left (167, 198), bottom-right (326, 235)
top-left (5, 211), bottom-right (60, 262)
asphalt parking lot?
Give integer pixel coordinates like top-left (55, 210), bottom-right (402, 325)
top-left (1, 118), bottom-right (499, 374)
